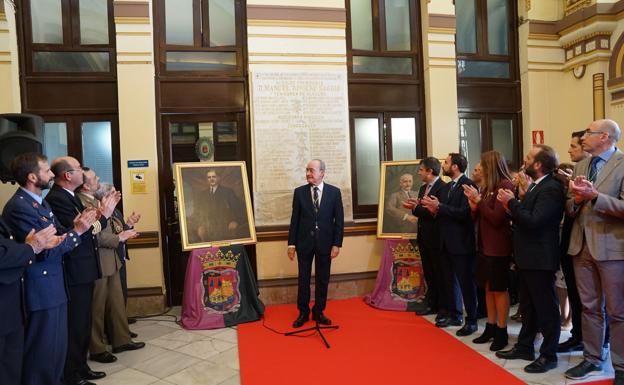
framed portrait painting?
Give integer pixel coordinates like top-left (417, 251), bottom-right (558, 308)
top-left (376, 160), bottom-right (422, 239)
top-left (174, 161), bottom-right (257, 250)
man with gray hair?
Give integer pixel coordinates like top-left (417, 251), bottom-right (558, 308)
top-left (287, 159), bottom-right (344, 328)
top-left (564, 119), bottom-right (624, 385)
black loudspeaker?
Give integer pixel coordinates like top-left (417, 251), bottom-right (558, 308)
top-left (0, 113), bottom-right (44, 183)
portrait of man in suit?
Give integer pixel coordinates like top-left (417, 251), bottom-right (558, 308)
top-left (287, 159), bottom-right (344, 328)
top-left (176, 162), bottom-right (255, 250)
top-left (378, 162), bottom-right (422, 238)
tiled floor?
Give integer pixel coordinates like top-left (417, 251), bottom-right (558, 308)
top-left (91, 305), bottom-right (615, 385)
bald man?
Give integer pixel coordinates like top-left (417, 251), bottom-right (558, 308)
top-left (564, 120), bottom-right (624, 385)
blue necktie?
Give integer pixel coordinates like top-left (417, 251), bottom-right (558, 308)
top-left (588, 156), bottom-right (601, 182)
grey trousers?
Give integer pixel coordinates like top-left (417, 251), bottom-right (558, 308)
top-left (574, 243), bottom-right (624, 371)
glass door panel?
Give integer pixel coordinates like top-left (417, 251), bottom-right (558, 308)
top-left (81, 121), bottom-right (113, 184)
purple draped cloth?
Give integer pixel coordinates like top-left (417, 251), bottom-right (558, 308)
top-left (181, 246), bottom-right (264, 330)
top-left (364, 239), bottom-right (426, 311)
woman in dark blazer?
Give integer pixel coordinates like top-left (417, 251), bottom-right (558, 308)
top-left (463, 151), bottom-right (514, 351)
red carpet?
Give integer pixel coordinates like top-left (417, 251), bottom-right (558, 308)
top-left (581, 381), bottom-right (613, 385)
top-left (238, 297), bottom-right (525, 385)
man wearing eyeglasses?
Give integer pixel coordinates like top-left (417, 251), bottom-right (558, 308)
top-left (45, 156), bottom-right (121, 385)
top-left (564, 119), bottom-right (624, 385)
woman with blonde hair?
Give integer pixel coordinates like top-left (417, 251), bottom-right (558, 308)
top-left (463, 151), bottom-right (514, 351)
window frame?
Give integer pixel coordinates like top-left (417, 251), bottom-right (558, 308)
top-left (22, 0), bottom-right (117, 77)
top-left (455, 0), bottom-right (517, 82)
top-left (156, 0), bottom-right (245, 77)
top-left (346, 0), bottom-right (422, 80)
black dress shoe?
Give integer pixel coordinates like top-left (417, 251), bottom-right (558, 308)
top-left (130, 331), bottom-right (138, 338)
top-left (71, 380), bottom-right (96, 385)
top-left (89, 351), bottom-right (118, 363)
top-left (524, 355), bottom-right (558, 373)
top-left (456, 323), bottom-right (478, 336)
top-left (80, 369), bottom-right (106, 380)
top-left (112, 341), bottom-right (146, 353)
top-left (557, 337), bottom-right (583, 352)
top-left (313, 313), bottom-right (332, 325)
top-left (496, 347), bottom-right (535, 361)
top-left (292, 314), bottom-right (308, 328)
top-left (436, 317), bottom-right (462, 328)
top-left (415, 306), bottom-right (434, 316)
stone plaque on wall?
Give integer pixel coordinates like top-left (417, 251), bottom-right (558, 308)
top-left (251, 70), bottom-right (353, 226)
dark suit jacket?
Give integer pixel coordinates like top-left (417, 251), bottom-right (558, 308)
top-left (412, 178), bottom-right (446, 243)
top-left (288, 183), bottom-right (344, 256)
top-left (193, 185), bottom-right (248, 242)
top-left (2, 188), bottom-right (81, 311)
top-left (508, 173), bottom-right (564, 271)
top-left (436, 174), bottom-right (477, 254)
top-left (45, 184), bottom-right (104, 286)
top-left (0, 217), bottom-right (34, 334)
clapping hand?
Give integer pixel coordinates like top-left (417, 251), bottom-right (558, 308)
top-left (496, 188), bottom-right (515, 211)
top-left (515, 171), bottom-right (531, 199)
top-left (118, 229), bottom-right (139, 242)
top-left (462, 184), bottom-right (480, 210)
top-left (25, 224), bottom-right (57, 254)
top-left (570, 176), bottom-right (598, 203)
top-left (73, 208), bottom-right (98, 235)
top-left (402, 197), bottom-right (420, 210)
top-left (126, 211), bottom-right (141, 227)
top-left (421, 195), bottom-right (440, 215)
top-left (99, 188), bottom-right (122, 219)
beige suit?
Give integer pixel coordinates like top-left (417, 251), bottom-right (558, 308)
top-left (77, 193), bottom-right (131, 353)
top-left (383, 189), bottom-right (418, 234)
top-left (566, 149), bottom-right (624, 371)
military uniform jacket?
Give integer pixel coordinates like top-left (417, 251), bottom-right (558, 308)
top-left (0, 217), bottom-right (35, 334)
top-left (2, 188), bottom-right (81, 312)
top-left (45, 184), bottom-right (104, 286)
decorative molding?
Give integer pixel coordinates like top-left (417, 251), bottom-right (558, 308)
top-left (428, 14), bottom-right (455, 29)
top-left (248, 60), bottom-right (345, 66)
top-left (247, 20), bottom-right (345, 29)
top-left (608, 30), bottom-right (624, 100)
top-left (565, 0), bottom-right (592, 17)
top-left (249, 52), bottom-right (345, 58)
top-left (247, 5), bottom-right (345, 23)
top-left (114, 16), bottom-right (150, 25)
top-left (428, 27), bottom-right (455, 35)
top-left (127, 286), bottom-right (163, 297)
top-left (248, 33), bottom-right (344, 40)
top-left (0, 12), bottom-right (6, 22)
top-left (113, 1), bottom-right (149, 18)
top-left (593, 73), bottom-right (605, 120)
top-left (127, 231), bottom-right (159, 249)
top-left (116, 31), bottom-right (151, 36)
top-left (256, 223), bottom-right (376, 241)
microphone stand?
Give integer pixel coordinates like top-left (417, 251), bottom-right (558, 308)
top-left (285, 321), bottom-right (339, 349)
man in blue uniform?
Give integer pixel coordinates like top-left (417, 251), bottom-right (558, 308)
top-left (3, 153), bottom-right (97, 385)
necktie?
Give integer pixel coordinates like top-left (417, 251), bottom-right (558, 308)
top-left (527, 182), bottom-right (536, 192)
top-left (588, 156), bottom-right (601, 182)
top-left (423, 183), bottom-right (432, 197)
top-left (447, 181), bottom-right (456, 198)
top-left (313, 186), bottom-right (319, 212)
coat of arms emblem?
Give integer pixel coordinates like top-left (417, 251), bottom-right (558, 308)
top-left (390, 243), bottom-right (426, 301)
top-left (198, 249), bottom-right (241, 314)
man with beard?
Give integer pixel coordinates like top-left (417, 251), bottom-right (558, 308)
top-left (419, 153), bottom-right (478, 336)
top-left (2, 153), bottom-right (97, 385)
top-left (496, 144), bottom-right (564, 373)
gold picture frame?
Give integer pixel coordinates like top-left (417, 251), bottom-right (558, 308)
top-left (376, 160), bottom-right (422, 239)
top-left (174, 161), bottom-right (257, 250)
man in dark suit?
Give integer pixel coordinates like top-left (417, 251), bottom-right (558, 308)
top-left (420, 153), bottom-right (478, 336)
top-left (194, 168), bottom-right (248, 243)
top-left (0, 217), bottom-right (57, 385)
top-left (403, 157), bottom-right (447, 317)
top-left (287, 159), bottom-right (344, 328)
top-left (496, 144), bottom-right (564, 374)
top-left (2, 153), bottom-right (96, 385)
top-left (45, 156), bottom-right (120, 385)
